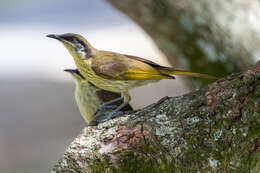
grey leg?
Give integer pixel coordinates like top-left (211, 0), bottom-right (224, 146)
top-left (95, 101), bottom-right (129, 123)
top-left (93, 97), bottom-right (123, 117)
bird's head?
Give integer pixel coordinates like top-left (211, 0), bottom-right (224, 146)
top-left (64, 69), bottom-right (86, 83)
top-left (47, 33), bottom-right (96, 60)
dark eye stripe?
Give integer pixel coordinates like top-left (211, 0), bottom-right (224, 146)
top-left (73, 39), bottom-right (92, 58)
top-left (62, 36), bottom-right (85, 48)
top-left (61, 35), bottom-right (74, 42)
top-left (76, 39), bottom-right (86, 48)
top-left (60, 34), bottom-right (92, 58)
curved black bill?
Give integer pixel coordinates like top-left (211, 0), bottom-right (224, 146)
top-left (46, 34), bottom-right (60, 40)
top-left (64, 69), bottom-right (76, 74)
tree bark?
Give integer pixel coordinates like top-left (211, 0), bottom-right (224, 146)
top-left (106, 0), bottom-right (258, 86)
top-left (52, 61), bottom-right (260, 173)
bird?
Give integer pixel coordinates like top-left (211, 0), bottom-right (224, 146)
top-left (64, 69), bottom-right (132, 125)
top-left (47, 33), bottom-right (216, 122)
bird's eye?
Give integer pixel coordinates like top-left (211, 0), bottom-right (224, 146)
top-left (73, 39), bottom-right (85, 49)
top-left (73, 38), bottom-right (78, 43)
top-left (76, 43), bottom-right (84, 50)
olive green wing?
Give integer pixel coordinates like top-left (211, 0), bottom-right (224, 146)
top-left (91, 52), bottom-right (173, 80)
top-left (123, 55), bottom-right (164, 67)
top-left (125, 55), bottom-right (216, 79)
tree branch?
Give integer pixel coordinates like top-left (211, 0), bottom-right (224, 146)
top-left (52, 61), bottom-right (260, 172)
top-left (106, 0), bottom-right (258, 86)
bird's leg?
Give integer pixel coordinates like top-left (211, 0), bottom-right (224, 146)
top-left (93, 97), bottom-right (123, 116)
top-left (95, 91), bottom-right (131, 123)
top-left (96, 102), bottom-right (129, 123)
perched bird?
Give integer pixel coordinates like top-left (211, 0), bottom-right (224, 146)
top-left (47, 33), bottom-right (216, 122)
top-left (64, 69), bottom-right (132, 125)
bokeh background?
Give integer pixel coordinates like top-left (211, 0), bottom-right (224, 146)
top-left (0, 1), bottom-right (189, 172)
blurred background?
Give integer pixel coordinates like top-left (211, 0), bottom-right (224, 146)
top-left (0, 0), bottom-right (189, 172)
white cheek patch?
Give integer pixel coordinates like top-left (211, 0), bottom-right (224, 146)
top-left (72, 40), bottom-right (87, 58)
top-left (72, 47), bottom-right (86, 57)
top-left (78, 49), bottom-right (87, 57)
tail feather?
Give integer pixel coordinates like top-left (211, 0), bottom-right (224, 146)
top-left (159, 67), bottom-right (217, 79)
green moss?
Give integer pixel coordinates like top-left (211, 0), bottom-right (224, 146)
top-left (86, 142), bottom-right (180, 173)
top-left (52, 155), bottom-right (85, 173)
top-left (114, 143), bottom-right (180, 173)
top-left (180, 98), bottom-right (259, 172)
top-left (53, 69), bottom-right (260, 172)
top-left (88, 155), bottom-right (114, 173)
top-left (151, 0), bottom-right (169, 20)
top-left (250, 150), bottom-right (260, 173)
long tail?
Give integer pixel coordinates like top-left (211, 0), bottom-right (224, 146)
top-left (159, 67), bottom-right (217, 79)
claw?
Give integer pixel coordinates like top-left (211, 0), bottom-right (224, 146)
top-left (93, 105), bottom-right (118, 119)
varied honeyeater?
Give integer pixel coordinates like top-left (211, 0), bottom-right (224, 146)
top-left (64, 69), bottom-right (132, 125)
top-left (47, 33), bottom-right (216, 122)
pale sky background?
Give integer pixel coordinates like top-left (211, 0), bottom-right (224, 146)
top-left (0, 0), bottom-right (188, 108)
top-left (0, 24), bottom-right (171, 80)
top-left (0, 0), bottom-right (170, 80)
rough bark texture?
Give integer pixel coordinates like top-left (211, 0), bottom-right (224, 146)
top-left (52, 1), bottom-right (260, 171)
top-left (106, 0), bottom-right (258, 86)
top-left (52, 62), bottom-right (260, 173)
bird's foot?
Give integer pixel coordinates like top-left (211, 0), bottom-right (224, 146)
top-left (93, 97), bottom-right (123, 116)
top-left (98, 104), bottom-right (118, 110)
top-left (92, 101), bottom-right (129, 124)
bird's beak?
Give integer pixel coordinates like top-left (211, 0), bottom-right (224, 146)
top-left (46, 34), bottom-right (62, 40)
top-left (64, 69), bottom-right (85, 81)
top-left (47, 34), bottom-right (75, 48)
top-left (64, 69), bottom-right (75, 74)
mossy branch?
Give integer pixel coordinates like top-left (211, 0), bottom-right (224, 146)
top-left (52, 61), bottom-right (260, 173)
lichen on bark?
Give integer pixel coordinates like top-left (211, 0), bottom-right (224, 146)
top-left (52, 62), bottom-right (260, 172)
top-left (52, 0), bottom-right (260, 171)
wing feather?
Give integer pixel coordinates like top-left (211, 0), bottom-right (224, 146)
top-left (91, 51), bottom-right (171, 80)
